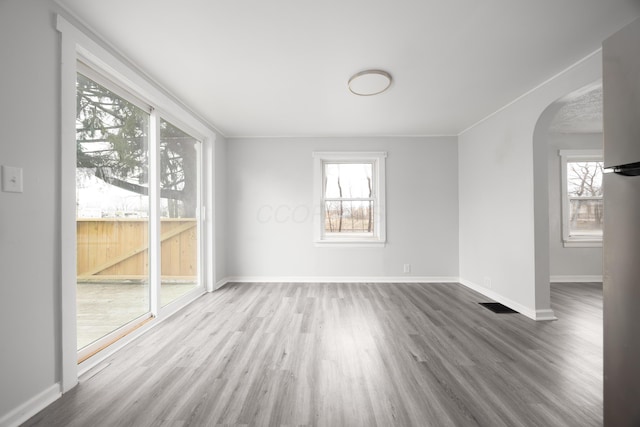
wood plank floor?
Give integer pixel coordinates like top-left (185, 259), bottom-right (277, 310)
top-left (23, 282), bottom-right (602, 427)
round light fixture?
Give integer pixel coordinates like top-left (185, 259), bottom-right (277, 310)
top-left (348, 70), bottom-right (392, 96)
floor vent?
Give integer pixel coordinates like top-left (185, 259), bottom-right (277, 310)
top-left (479, 302), bottom-right (517, 313)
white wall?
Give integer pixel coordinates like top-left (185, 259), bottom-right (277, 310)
top-left (458, 53), bottom-right (603, 319)
top-left (225, 137), bottom-right (459, 280)
top-left (0, 0), bottom-right (62, 421)
top-left (214, 135), bottom-right (228, 285)
top-left (548, 132), bottom-right (603, 279)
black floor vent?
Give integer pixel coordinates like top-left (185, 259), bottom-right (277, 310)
top-left (479, 302), bottom-right (518, 313)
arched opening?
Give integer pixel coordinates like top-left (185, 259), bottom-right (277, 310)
top-left (532, 81), bottom-right (603, 317)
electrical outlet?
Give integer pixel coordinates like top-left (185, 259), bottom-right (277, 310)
top-left (403, 264), bottom-right (411, 273)
top-left (484, 277), bottom-right (492, 289)
top-left (2, 165), bottom-right (23, 193)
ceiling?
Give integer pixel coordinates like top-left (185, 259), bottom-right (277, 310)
top-left (549, 84), bottom-right (603, 134)
top-left (57, 0), bottom-right (640, 138)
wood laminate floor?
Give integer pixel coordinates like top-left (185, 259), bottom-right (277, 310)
top-left (24, 282), bottom-right (602, 427)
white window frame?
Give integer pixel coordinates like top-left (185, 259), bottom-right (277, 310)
top-left (559, 149), bottom-right (603, 248)
top-left (313, 152), bottom-right (386, 246)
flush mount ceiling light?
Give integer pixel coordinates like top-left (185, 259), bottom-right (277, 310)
top-left (348, 70), bottom-right (392, 96)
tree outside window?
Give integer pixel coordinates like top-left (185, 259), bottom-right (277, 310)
top-left (324, 163), bottom-right (374, 233)
top-left (76, 71), bottom-right (198, 219)
top-left (313, 152), bottom-right (386, 246)
top-left (560, 150), bottom-right (603, 247)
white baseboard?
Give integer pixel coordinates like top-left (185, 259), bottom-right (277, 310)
top-left (217, 276), bottom-right (460, 286)
top-left (534, 309), bottom-right (558, 321)
top-left (0, 383), bottom-right (61, 427)
top-left (458, 278), bottom-right (557, 321)
top-left (214, 278), bottom-right (229, 290)
top-left (550, 275), bottom-right (603, 283)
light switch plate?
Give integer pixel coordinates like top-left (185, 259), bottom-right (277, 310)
top-left (2, 165), bottom-right (23, 193)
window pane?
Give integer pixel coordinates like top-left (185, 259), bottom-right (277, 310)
top-left (325, 200), bottom-right (374, 233)
top-left (567, 161), bottom-right (603, 197)
top-left (325, 163), bottom-right (373, 198)
top-left (76, 72), bottom-right (150, 350)
top-left (566, 160), bottom-right (603, 237)
top-left (569, 199), bottom-right (603, 236)
top-left (160, 119), bottom-right (199, 307)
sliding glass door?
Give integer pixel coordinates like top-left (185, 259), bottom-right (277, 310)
top-left (160, 119), bottom-right (201, 307)
top-left (75, 67), bottom-right (202, 359)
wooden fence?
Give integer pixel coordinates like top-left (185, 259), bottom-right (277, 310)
top-left (77, 218), bottom-right (197, 281)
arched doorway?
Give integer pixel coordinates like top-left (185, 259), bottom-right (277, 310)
top-left (532, 81), bottom-right (603, 317)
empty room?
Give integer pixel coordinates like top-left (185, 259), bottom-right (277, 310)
top-left (2, 1), bottom-right (640, 426)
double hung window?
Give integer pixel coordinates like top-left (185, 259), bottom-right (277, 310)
top-left (313, 152), bottom-right (386, 246)
top-left (559, 150), bottom-right (603, 247)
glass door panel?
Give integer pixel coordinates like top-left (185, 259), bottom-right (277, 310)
top-left (159, 118), bottom-right (200, 306)
top-left (76, 72), bottom-right (151, 351)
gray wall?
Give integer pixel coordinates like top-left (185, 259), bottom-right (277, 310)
top-left (225, 137), bottom-right (459, 279)
top-left (547, 132), bottom-right (603, 278)
top-left (459, 52), bottom-right (602, 318)
top-left (214, 135), bottom-right (228, 285)
top-left (0, 0), bottom-right (61, 417)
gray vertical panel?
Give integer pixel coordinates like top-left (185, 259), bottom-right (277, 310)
top-left (603, 173), bottom-right (640, 426)
top-left (603, 18), bottom-right (640, 169)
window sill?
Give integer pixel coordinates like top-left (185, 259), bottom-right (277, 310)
top-left (563, 240), bottom-right (602, 248)
top-left (315, 239), bottom-right (386, 248)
